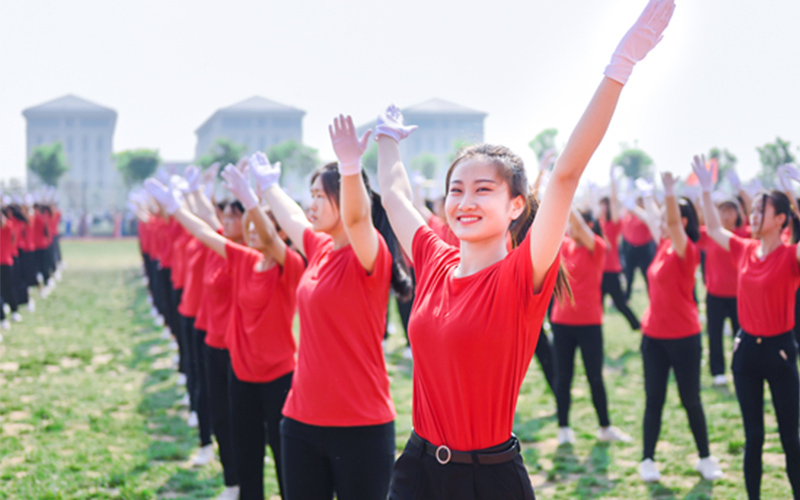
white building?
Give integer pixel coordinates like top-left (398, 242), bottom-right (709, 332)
top-left (22, 94), bottom-right (120, 213)
top-left (359, 98), bottom-right (486, 181)
top-left (195, 96), bottom-right (305, 160)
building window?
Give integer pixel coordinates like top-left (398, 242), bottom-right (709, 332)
top-left (272, 118), bottom-right (296, 128)
top-left (29, 118), bottom-right (59, 127)
top-left (96, 136), bottom-right (104, 153)
top-left (80, 117), bottom-right (109, 127)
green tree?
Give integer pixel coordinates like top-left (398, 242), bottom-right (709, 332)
top-left (613, 143), bottom-right (654, 179)
top-left (198, 138), bottom-right (247, 168)
top-left (756, 137), bottom-right (796, 187)
top-left (267, 140), bottom-right (320, 181)
top-left (27, 143), bottom-right (69, 187)
top-left (115, 149), bottom-right (161, 188)
top-left (412, 153), bottom-right (439, 179)
top-left (528, 128), bottom-right (558, 160)
top-left (708, 147), bottom-right (738, 179)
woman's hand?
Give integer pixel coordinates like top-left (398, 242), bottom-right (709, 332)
top-left (329, 114), bottom-right (371, 176)
top-left (249, 151), bottom-right (281, 194)
top-left (374, 104), bottom-right (418, 143)
top-left (221, 164), bottom-right (259, 211)
top-left (691, 155), bottom-right (714, 193)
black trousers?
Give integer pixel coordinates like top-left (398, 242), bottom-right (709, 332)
top-left (732, 330), bottom-right (800, 500)
top-left (534, 328), bottom-right (556, 395)
top-left (157, 268), bottom-right (173, 330)
top-left (601, 272), bottom-right (640, 330)
top-left (35, 248), bottom-right (51, 284)
top-left (231, 371), bottom-right (293, 500)
top-left (706, 294), bottom-right (739, 376)
top-left (794, 287), bottom-right (800, 348)
top-left (281, 417), bottom-right (395, 500)
top-left (389, 435), bottom-right (535, 500)
top-left (1, 264), bottom-right (19, 315)
top-left (20, 250), bottom-right (38, 288)
top-left (641, 334), bottom-right (710, 460)
top-left (623, 241), bottom-right (654, 301)
top-left (191, 327), bottom-right (212, 447)
top-left (13, 256), bottom-right (28, 306)
top-left (552, 323), bottom-right (610, 428)
top-left (204, 344), bottom-right (238, 487)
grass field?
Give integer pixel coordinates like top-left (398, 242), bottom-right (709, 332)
top-left (0, 239), bottom-right (793, 499)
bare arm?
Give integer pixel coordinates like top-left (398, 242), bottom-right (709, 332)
top-left (569, 207), bottom-right (596, 252)
top-left (247, 206), bottom-right (287, 266)
top-left (530, 77), bottom-right (622, 291)
top-left (261, 185), bottom-right (311, 257)
top-left (609, 167), bottom-right (621, 222)
top-left (187, 189), bottom-right (222, 229)
top-left (412, 178), bottom-right (434, 223)
top-left (692, 155), bottom-right (732, 251)
top-left (173, 207), bottom-right (228, 258)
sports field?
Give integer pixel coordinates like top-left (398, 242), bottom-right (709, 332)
top-left (0, 239), bottom-right (792, 499)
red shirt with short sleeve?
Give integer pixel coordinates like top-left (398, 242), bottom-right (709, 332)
top-left (20, 218), bottom-right (34, 253)
top-left (177, 237), bottom-right (207, 318)
top-left (0, 221), bottom-right (14, 265)
top-left (427, 214), bottom-right (460, 247)
top-left (408, 226), bottom-right (560, 451)
top-left (224, 240), bottom-right (304, 383)
top-left (282, 228), bottom-right (395, 427)
top-left (160, 219), bottom-right (181, 269)
top-left (197, 240), bottom-right (234, 348)
top-left (551, 235), bottom-right (606, 326)
top-left (698, 225), bottom-right (751, 298)
top-left (32, 213), bottom-right (49, 250)
top-left (729, 234), bottom-right (800, 336)
top-left (170, 229), bottom-right (192, 290)
top-left (642, 238), bottom-right (701, 339)
top-left (622, 212), bottom-right (652, 246)
top-left (600, 219), bottom-right (623, 273)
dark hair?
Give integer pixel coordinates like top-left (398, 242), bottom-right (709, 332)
top-left (309, 162), bottom-right (413, 301)
top-left (718, 200), bottom-right (743, 228)
top-left (580, 210), bottom-right (604, 239)
top-left (228, 200), bottom-right (245, 215)
top-left (445, 144), bottom-right (572, 302)
top-left (756, 190), bottom-right (800, 244)
top-left (216, 201), bottom-right (228, 212)
top-left (679, 197), bottom-right (700, 243)
top-left (599, 196), bottom-right (612, 222)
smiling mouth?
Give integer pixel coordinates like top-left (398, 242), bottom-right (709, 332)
top-left (457, 215), bottom-right (481, 224)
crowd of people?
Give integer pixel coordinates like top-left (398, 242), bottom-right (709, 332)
top-left (0, 188), bottom-right (64, 338)
top-left (121, 1), bottom-right (799, 499)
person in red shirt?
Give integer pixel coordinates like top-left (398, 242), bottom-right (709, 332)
top-left (694, 156), bottom-right (800, 500)
top-left (697, 195), bottom-right (750, 386)
top-left (376, 1), bottom-right (676, 493)
top-left (637, 172), bottom-right (722, 483)
top-left (551, 208), bottom-right (631, 445)
top-left (599, 163), bottom-right (640, 330)
top-left (621, 203), bottom-right (655, 300)
top-left (1, 207), bottom-right (19, 330)
top-left (257, 116), bottom-right (410, 500)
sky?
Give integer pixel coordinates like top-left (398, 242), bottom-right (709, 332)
top-left (2, 0), bottom-right (800, 190)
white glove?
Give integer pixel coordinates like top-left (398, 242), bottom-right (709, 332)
top-left (155, 168), bottom-right (170, 185)
top-left (635, 177), bottom-right (654, 196)
top-left (144, 178), bottom-right (183, 215)
top-left (780, 164), bottom-right (800, 183)
top-left (24, 193), bottom-right (34, 206)
top-left (221, 164), bottom-right (259, 211)
top-left (623, 196), bottom-right (637, 211)
top-left (249, 152), bottom-right (281, 193)
top-left (725, 169), bottom-right (742, 192)
top-left (329, 114), bottom-right (371, 176)
top-left (605, 0), bottom-right (676, 85)
top-left (184, 165), bottom-right (202, 193)
top-left (374, 105), bottom-right (417, 143)
top-left (660, 172), bottom-right (677, 197)
top-left (690, 155), bottom-right (714, 193)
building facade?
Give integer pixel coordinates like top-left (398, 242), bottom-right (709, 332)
top-left (195, 96), bottom-right (305, 160)
top-left (22, 94), bottom-right (120, 213)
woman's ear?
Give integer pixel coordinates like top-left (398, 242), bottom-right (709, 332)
top-left (510, 195), bottom-right (526, 220)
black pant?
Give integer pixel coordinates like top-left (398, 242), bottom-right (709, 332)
top-left (535, 328), bottom-right (556, 395)
top-left (389, 436), bottom-right (535, 500)
top-left (706, 294), bottom-right (739, 376)
top-left (13, 256), bottom-right (28, 306)
top-left (204, 344), bottom-right (238, 487)
top-left (732, 330), bottom-right (800, 500)
top-left (623, 241), bottom-right (654, 301)
top-left (191, 327), bottom-right (212, 447)
top-left (794, 287), bottom-right (800, 348)
top-left (281, 417), bottom-right (395, 500)
top-left (552, 323), bottom-right (610, 428)
top-left (601, 272), bottom-right (640, 330)
top-left (157, 268), bottom-right (173, 330)
top-left (1, 264), bottom-right (19, 315)
top-left (231, 371), bottom-right (293, 500)
top-left (641, 334), bottom-right (710, 460)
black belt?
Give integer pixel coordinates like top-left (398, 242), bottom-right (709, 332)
top-left (409, 430), bottom-right (520, 466)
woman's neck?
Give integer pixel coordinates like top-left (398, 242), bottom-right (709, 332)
top-left (759, 229), bottom-right (782, 258)
top-left (256, 253), bottom-right (276, 272)
top-left (329, 222), bottom-right (350, 250)
top-left (456, 234), bottom-right (508, 277)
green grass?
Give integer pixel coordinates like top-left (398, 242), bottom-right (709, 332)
top-left (0, 239), bottom-right (794, 498)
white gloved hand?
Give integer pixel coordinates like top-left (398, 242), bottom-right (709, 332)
top-left (144, 178), bottom-right (183, 215)
top-left (329, 114), bottom-right (371, 176)
top-left (604, 0), bottom-right (676, 85)
top-left (660, 172), bottom-right (677, 197)
top-left (184, 165), bottom-right (202, 193)
top-left (780, 164), bottom-right (800, 183)
top-left (249, 152), bottom-right (281, 193)
top-left (725, 169), bottom-right (742, 192)
top-left (691, 155), bottom-right (714, 193)
top-left (374, 104), bottom-right (417, 143)
top-left (635, 177), bottom-right (654, 196)
top-left (221, 164), bottom-right (259, 211)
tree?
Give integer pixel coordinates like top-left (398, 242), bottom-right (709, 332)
top-left (411, 153), bottom-right (439, 179)
top-left (528, 128), bottom-right (558, 160)
top-left (198, 138), bottom-right (247, 168)
top-left (267, 139), bottom-right (320, 181)
top-left (613, 143), bottom-right (654, 179)
top-left (756, 137), bottom-right (796, 187)
top-left (115, 149), bottom-right (161, 188)
top-left (27, 143), bottom-right (69, 187)
top-left (708, 147), bottom-right (738, 178)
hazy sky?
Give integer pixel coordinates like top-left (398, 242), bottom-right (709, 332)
top-left (2, 0), bottom-right (799, 189)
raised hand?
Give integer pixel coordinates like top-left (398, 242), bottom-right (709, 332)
top-left (661, 171), bottom-right (678, 196)
top-left (725, 169), bottom-right (742, 192)
top-left (374, 104), bottom-right (418, 143)
top-left (221, 164), bottom-right (259, 211)
top-left (779, 163), bottom-right (800, 183)
top-left (691, 155), bottom-right (714, 192)
top-left (538, 149), bottom-right (557, 172)
top-left (329, 114), bottom-right (371, 176)
top-left (635, 177), bottom-right (654, 196)
top-left (249, 151), bottom-right (281, 194)
top-left (605, 0), bottom-right (676, 85)
top-left (144, 178), bottom-right (183, 215)
top-left (184, 165), bottom-right (202, 193)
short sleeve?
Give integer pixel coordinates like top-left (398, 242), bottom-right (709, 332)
top-left (500, 229), bottom-right (560, 299)
top-left (224, 240), bottom-right (259, 276)
top-left (303, 227), bottom-right (329, 262)
top-left (592, 235), bottom-right (607, 265)
top-left (412, 225), bottom-right (459, 284)
top-left (728, 233), bottom-right (749, 266)
top-left (697, 226), bottom-right (708, 250)
top-left (281, 247), bottom-right (307, 286)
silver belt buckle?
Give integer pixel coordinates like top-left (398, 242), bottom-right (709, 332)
top-left (435, 444), bottom-right (452, 465)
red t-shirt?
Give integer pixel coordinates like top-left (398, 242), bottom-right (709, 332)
top-left (622, 212), bottom-right (652, 246)
top-left (600, 219), bottom-right (623, 273)
top-left (177, 237), bottom-right (207, 318)
top-left (0, 222), bottom-right (14, 265)
top-left (160, 218), bottom-right (181, 269)
top-left (642, 239), bottom-right (701, 339)
top-left (698, 225), bottom-right (751, 298)
top-left (551, 235), bottom-right (606, 326)
top-left (282, 228), bottom-right (395, 427)
top-left (20, 218), bottom-right (34, 253)
top-left (170, 228), bottom-right (192, 290)
top-left (428, 214), bottom-right (460, 247)
top-left (730, 234), bottom-right (800, 336)
top-left (224, 240), bottom-right (304, 383)
top-left (408, 226), bottom-right (560, 451)
top-left (197, 246), bottom-right (234, 349)
top-left (32, 214), bottom-right (49, 250)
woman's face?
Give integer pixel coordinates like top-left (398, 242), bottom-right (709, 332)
top-left (246, 221), bottom-right (265, 251)
top-left (750, 198), bottom-right (783, 239)
top-left (444, 159), bottom-right (524, 244)
top-left (307, 176), bottom-right (341, 234)
top-left (222, 205), bottom-right (243, 241)
top-left (717, 203), bottom-right (739, 231)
